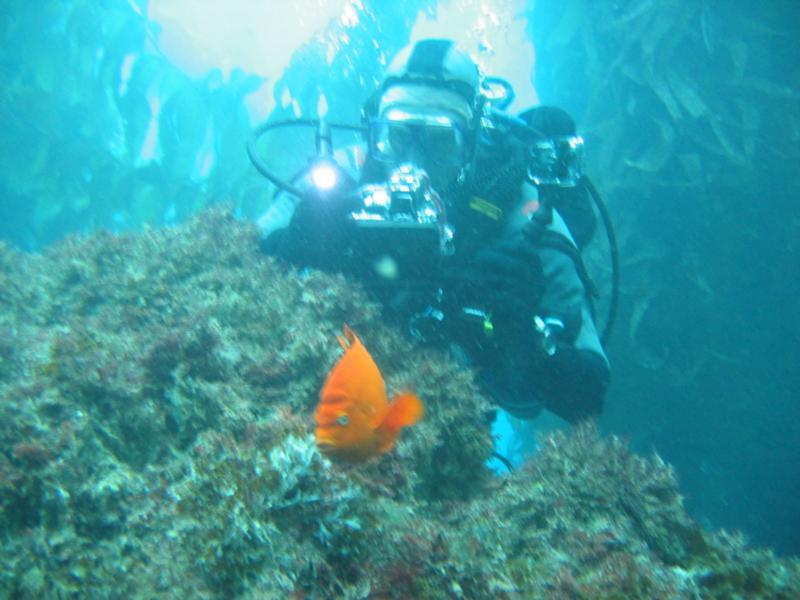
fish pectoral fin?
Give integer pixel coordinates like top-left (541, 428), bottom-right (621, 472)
top-left (381, 392), bottom-right (424, 433)
top-left (376, 429), bottom-right (400, 454)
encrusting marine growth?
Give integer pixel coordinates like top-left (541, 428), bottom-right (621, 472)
top-left (0, 207), bottom-right (796, 598)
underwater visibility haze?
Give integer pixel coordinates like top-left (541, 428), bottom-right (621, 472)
top-left (0, 0), bottom-right (799, 597)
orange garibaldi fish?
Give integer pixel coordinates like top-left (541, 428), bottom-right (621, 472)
top-left (315, 325), bottom-right (424, 462)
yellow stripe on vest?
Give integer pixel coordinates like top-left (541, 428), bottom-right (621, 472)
top-left (469, 196), bottom-right (503, 221)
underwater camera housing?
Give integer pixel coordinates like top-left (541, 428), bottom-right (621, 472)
top-left (350, 163), bottom-right (455, 263)
top-left (247, 119), bottom-right (454, 261)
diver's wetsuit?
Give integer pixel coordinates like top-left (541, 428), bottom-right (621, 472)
top-left (257, 154), bottom-right (609, 424)
top-left (483, 181), bottom-right (610, 422)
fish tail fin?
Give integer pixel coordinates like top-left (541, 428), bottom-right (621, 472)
top-left (383, 392), bottom-right (425, 432)
top-left (378, 392), bottom-right (425, 452)
top-left (376, 392), bottom-right (423, 454)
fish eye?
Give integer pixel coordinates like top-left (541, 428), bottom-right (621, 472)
top-left (336, 415), bottom-right (349, 426)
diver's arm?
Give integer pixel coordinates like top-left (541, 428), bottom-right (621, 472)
top-left (257, 183), bottom-right (358, 270)
top-left (528, 230), bottom-right (610, 423)
top-left (256, 193), bottom-right (300, 256)
top-left (257, 144), bottom-right (366, 257)
top-left (528, 334), bottom-right (610, 423)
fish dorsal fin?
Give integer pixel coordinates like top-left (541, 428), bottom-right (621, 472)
top-left (337, 323), bottom-right (358, 351)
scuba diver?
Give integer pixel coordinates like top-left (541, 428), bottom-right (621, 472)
top-left (252, 38), bottom-right (611, 424)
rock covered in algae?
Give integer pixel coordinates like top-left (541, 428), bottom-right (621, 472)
top-left (0, 206), bottom-right (797, 598)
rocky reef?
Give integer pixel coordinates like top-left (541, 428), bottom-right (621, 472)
top-left (0, 207), bottom-right (797, 599)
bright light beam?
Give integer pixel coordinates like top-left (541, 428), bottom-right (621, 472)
top-left (147, 0), bottom-right (351, 120)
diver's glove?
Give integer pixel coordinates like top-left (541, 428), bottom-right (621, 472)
top-left (262, 188), bottom-right (361, 269)
top-left (445, 234), bottom-right (545, 341)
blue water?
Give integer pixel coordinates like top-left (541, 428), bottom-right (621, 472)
top-left (1, 0), bottom-right (798, 557)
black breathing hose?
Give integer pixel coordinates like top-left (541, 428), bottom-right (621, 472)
top-left (581, 176), bottom-right (619, 346)
top-left (246, 118), bottom-right (365, 200)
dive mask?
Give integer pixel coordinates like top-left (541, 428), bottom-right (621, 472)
top-left (368, 113), bottom-right (468, 168)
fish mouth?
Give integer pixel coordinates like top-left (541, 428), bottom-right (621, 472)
top-left (315, 437), bottom-right (338, 452)
top-left (316, 440), bottom-right (348, 459)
